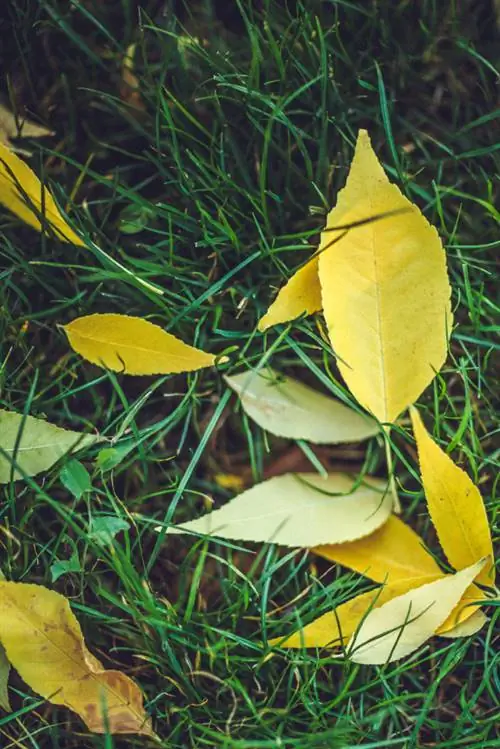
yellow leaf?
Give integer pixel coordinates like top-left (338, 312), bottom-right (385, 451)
top-left (440, 608), bottom-right (488, 638)
top-left (225, 367), bottom-right (378, 444)
top-left (0, 581), bottom-right (153, 735)
top-left (258, 256), bottom-right (321, 331)
top-left (0, 142), bottom-right (84, 244)
top-left (63, 313), bottom-right (219, 375)
top-left (318, 130), bottom-right (452, 423)
top-left (169, 473), bottom-right (393, 548)
top-left (270, 575), bottom-right (439, 649)
top-left (313, 514), bottom-right (442, 583)
top-left (348, 559), bottom-right (485, 664)
top-left (410, 407), bottom-right (494, 587)
top-left (0, 102), bottom-right (54, 152)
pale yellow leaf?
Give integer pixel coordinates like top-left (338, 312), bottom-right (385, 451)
top-left (410, 407), bottom-right (494, 587)
top-left (258, 256), bottom-right (321, 331)
top-left (0, 142), bottom-right (84, 244)
top-left (0, 409), bottom-right (98, 483)
top-left (313, 514), bottom-right (442, 584)
top-left (318, 130), bottom-right (452, 423)
top-left (169, 472), bottom-right (392, 547)
top-left (0, 581), bottom-right (153, 735)
top-left (440, 608), bottom-right (488, 638)
top-left (0, 102), bottom-right (54, 151)
top-left (225, 368), bottom-right (378, 444)
top-left (63, 313), bottom-right (219, 375)
top-left (347, 559), bottom-right (485, 664)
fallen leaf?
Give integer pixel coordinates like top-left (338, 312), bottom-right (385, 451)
top-left (63, 313), bottom-right (220, 375)
top-left (410, 407), bottom-right (495, 587)
top-left (313, 514), bottom-right (442, 583)
top-left (0, 409), bottom-right (98, 483)
top-left (0, 571), bottom-right (10, 712)
top-left (169, 473), bottom-right (393, 547)
top-left (225, 368), bottom-right (378, 444)
top-left (347, 559), bottom-right (485, 664)
top-left (440, 609), bottom-right (489, 639)
top-left (0, 102), bottom-right (54, 152)
top-left (0, 581), bottom-right (153, 735)
top-left (318, 131), bottom-right (452, 423)
top-left (258, 256), bottom-right (321, 331)
top-left (0, 142), bottom-right (84, 244)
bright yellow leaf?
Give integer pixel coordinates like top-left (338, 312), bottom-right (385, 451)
top-left (313, 514), bottom-right (442, 583)
top-left (63, 313), bottom-right (220, 375)
top-left (0, 581), bottom-right (153, 735)
top-left (258, 256), bottom-right (321, 331)
top-left (410, 407), bottom-right (494, 587)
top-left (347, 559), bottom-right (485, 664)
top-left (0, 142), bottom-right (84, 244)
top-left (318, 130), bottom-right (452, 423)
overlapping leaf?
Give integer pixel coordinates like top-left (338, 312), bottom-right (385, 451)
top-left (0, 409), bottom-right (98, 483)
top-left (0, 142), bottom-right (84, 244)
top-left (225, 368), bottom-right (378, 444)
top-left (0, 581), bottom-right (153, 735)
top-left (63, 313), bottom-right (221, 376)
top-left (259, 130), bottom-right (453, 424)
top-left (169, 473), bottom-right (393, 547)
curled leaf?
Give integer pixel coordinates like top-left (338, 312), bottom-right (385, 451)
top-left (63, 313), bottom-right (220, 375)
top-left (410, 407), bottom-right (494, 587)
top-left (169, 472), bottom-right (393, 547)
top-left (0, 581), bottom-right (153, 735)
top-left (347, 559), bottom-right (485, 664)
top-left (225, 368), bottom-right (378, 444)
top-left (0, 409), bottom-right (98, 483)
top-left (0, 142), bottom-right (84, 244)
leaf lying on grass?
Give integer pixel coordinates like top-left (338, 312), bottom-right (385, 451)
top-left (0, 101), bottom-right (54, 152)
top-left (63, 313), bottom-right (222, 375)
top-left (259, 130), bottom-right (453, 424)
top-left (0, 571), bottom-right (10, 712)
top-left (410, 407), bottom-right (495, 587)
top-left (271, 409), bottom-right (494, 661)
top-left (0, 581), bottom-right (153, 735)
top-left (0, 409), bottom-right (98, 483)
top-left (0, 142), bottom-right (84, 244)
top-left (347, 559), bottom-right (486, 665)
top-left (225, 368), bottom-right (378, 444)
top-left (169, 473), bottom-right (393, 547)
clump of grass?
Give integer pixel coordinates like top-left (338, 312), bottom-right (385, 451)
top-left (0, 1), bottom-right (498, 747)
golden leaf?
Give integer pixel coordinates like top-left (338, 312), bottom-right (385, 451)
top-left (411, 407), bottom-right (494, 587)
top-left (0, 581), bottom-right (153, 735)
top-left (63, 313), bottom-right (220, 375)
top-left (318, 131), bottom-right (452, 423)
top-left (0, 142), bottom-right (84, 244)
top-left (258, 256), bottom-right (321, 331)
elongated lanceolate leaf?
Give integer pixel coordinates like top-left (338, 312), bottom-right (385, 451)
top-left (0, 410), bottom-right (98, 483)
top-left (411, 407), bottom-right (494, 587)
top-left (347, 559), bottom-right (485, 664)
top-left (63, 313), bottom-right (220, 375)
top-left (318, 131), bottom-right (452, 423)
top-left (169, 473), bottom-right (393, 547)
top-left (0, 142), bottom-right (83, 244)
top-left (0, 581), bottom-right (153, 735)
top-left (225, 368), bottom-right (378, 444)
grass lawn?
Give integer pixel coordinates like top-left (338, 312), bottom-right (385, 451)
top-left (0, 0), bottom-right (498, 747)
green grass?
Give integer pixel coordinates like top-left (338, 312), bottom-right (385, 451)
top-left (0, 0), bottom-right (499, 746)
